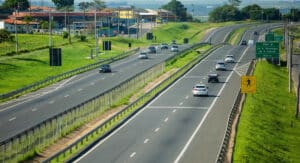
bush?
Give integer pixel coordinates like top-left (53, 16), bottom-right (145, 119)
top-left (80, 35), bottom-right (86, 41)
top-left (0, 29), bottom-right (13, 43)
top-left (62, 31), bottom-right (69, 39)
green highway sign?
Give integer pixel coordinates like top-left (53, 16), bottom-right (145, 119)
top-left (256, 42), bottom-right (279, 58)
top-left (274, 35), bottom-right (283, 42)
top-left (265, 32), bottom-right (274, 41)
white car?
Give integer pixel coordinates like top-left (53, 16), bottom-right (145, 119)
top-left (224, 55), bottom-right (235, 63)
top-left (171, 45), bottom-right (179, 52)
top-left (138, 52), bottom-right (148, 59)
top-left (215, 61), bottom-right (226, 71)
top-left (192, 84), bottom-right (208, 96)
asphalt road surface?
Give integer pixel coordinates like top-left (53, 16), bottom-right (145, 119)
top-left (0, 23), bottom-right (255, 142)
top-left (74, 23), bottom-right (280, 163)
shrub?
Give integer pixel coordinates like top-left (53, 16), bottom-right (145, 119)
top-left (62, 31), bottom-right (69, 39)
top-left (0, 29), bottom-right (13, 43)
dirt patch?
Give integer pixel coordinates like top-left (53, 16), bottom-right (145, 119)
top-left (31, 68), bottom-right (178, 162)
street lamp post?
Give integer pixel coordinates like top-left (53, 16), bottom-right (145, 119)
top-left (95, 9), bottom-right (98, 56)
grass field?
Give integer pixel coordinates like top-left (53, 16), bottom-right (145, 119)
top-left (233, 61), bottom-right (300, 163)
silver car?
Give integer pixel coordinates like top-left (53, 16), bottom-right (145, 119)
top-left (192, 84), bottom-right (208, 96)
top-left (138, 52), bottom-right (148, 59)
top-left (215, 61), bottom-right (226, 71)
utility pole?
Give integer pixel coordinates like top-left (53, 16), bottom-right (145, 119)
top-left (289, 34), bottom-right (293, 92)
top-left (49, 8), bottom-right (52, 49)
top-left (95, 9), bottom-right (98, 56)
top-left (296, 74), bottom-right (300, 118)
top-left (14, 3), bottom-right (19, 55)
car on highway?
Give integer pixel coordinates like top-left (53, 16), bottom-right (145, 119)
top-left (254, 31), bottom-right (259, 35)
top-left (148, 46), bottom-right (156, 53)
top-left (99, 64), bottom-right (112, 73)
top-left (208, 73), bottom-right (219, 83)
top-left (138, 51), bottom-right (148, 59)
top-left (171, 40), bottom-right (176, 45)
top-left (160, 43), bottom-right (168, 50)
top-left (224, 55), bottom-right (235, 63)
top-left (215, 61), bottom-right (226, 71)
top-left (192, 84), bottom-right (208, 96)
top-left (241, 40), bottom-right (247, 45)
top-left (171, 45), bottom-right (179, 52)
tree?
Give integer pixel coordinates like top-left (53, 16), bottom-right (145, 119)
top-left (161, 0), bottom-right (189, 21)
top-left (78, 2), bottom-right (92, 21)
top-left (283, 8), bottom-right (300, 21)
top-left (23, 15), bottom-right (32, 33)
top-left (241, 4), bottom-right (262, 20)
top-left (52, 0), bottom-right (74, 9)
top-left (1, 0), bottom-right (30, 12)
top-left (228, 0), bottom-right (241, 6)
top-left (209, 4), bottom-right (242, 22)
top-left (0, 29), bottom-right (13, 43)
top-left (91, 0), bottom-right (106, 10)
top-left (262, 8), bottom-right (281, 21)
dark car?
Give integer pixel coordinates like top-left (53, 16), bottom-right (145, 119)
top-left (99, 64), bottom-right (112, 73)
top-left (148, 46), bottom-right (156, 53)
top-left (208, 73), bottom-right (219, 83)
top-left (241, 40), bottom-right (247, 46)
top-left (160, 43), bottom-right (168, 50)
top-left (254, 31), bottom-right (259, 35)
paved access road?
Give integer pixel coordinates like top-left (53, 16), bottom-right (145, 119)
top-left (74, 23), bottom-right (281, 163)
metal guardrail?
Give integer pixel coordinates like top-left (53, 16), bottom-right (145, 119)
top-left (43, 43), bottom-right (222, 163)
top-left (0, 48), bottom-right (140, 101)
top-left (216, 60), bottom-right (256, 163)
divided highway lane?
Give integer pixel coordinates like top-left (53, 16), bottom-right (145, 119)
top-left (0, 46), bottom-right (188, 141)
top-left (74, 44), bottom-right (248, 163)
top-left (0, 23), bottom-right (243, 142)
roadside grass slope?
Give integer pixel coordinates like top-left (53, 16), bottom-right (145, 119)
top-left (233, 61), bottom-right (300, 163)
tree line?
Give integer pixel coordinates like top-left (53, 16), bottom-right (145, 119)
top-left (209, 3), bottom-right (300, 22)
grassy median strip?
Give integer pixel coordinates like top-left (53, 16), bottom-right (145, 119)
top-left (233, 61), bottom-right (300, 162)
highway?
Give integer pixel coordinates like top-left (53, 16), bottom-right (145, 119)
top-left (0, 24), bottom-right (243, 142)
top-left (74, 24), bottom-right (278, 163)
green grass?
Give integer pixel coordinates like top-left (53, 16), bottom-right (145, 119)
top-left (0, 38), bottom-right (135, 94)
top-left (0, 34), bottom-right (71, 56)
top-left (228, 26), bottom-right (248, 45)
top-left (233, 61), bottom-right (300, 163)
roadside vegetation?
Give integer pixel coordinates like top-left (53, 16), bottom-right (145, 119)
top-left (233, 61), bottom-right (300, 162)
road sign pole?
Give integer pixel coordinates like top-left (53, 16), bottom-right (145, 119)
top-left (296, 74), bottom-right (299, 118)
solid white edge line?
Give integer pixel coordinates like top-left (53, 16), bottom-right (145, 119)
top-left (174, 46), bottom-right (250, 163)
top-left (74, 45), bottom-right (224, 163)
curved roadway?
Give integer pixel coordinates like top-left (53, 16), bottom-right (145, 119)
top-left (73, 23), bottom-right (281, 163)
top-left (0, 23), bottom-right (249, 142)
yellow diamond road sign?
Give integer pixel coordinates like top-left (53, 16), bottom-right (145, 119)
top-left (241, 76), bottom-right (256, 93)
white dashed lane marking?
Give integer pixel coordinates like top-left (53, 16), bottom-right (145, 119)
top-left (179, 102), bottom-right (183, 106)
top-left (173, 109), bottom-right (177, 113)
top-left (9, 117), bottom-right (16, 121)
top-left (64, 94), bottom-right (70, 98)
top-left (185, 96), bottom-right (189, 99)
top-left (130, 152), bottom-right (136, 158)
top-left (155, 128), bottom-right (160, 132)
top-left (77, 88), bottom-right (83, 92)
top-left (32, 108), bottom-right (37, 112)
top-left (49, 100), bottom-right (55, 104)
top-left (164, 117), bottom-right (169, 122)
top-left (144, 139), bottom-right (149, 144)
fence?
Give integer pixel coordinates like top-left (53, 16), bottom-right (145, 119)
top-left (0, 48), bottom-right (140, 101)
top-left (216, 59), bottom-right (256, 163)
